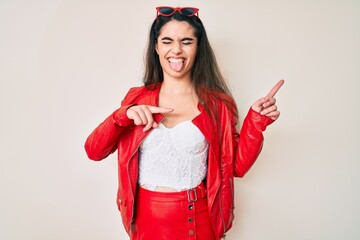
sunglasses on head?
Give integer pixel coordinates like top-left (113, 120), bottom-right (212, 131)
top-left (156, 6), bottom-right (199, 18)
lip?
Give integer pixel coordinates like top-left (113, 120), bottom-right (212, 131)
top-left (167, 57), bottom-right (185, 63)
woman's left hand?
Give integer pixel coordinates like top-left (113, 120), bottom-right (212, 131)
top-left (251, 80), bottom-right (284, 121)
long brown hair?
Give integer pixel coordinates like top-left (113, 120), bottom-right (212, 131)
top-left (143, 12), bottom-right (238, 123)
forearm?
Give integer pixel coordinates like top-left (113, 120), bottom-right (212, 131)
top-left (84, 104), bottom-right (134, 161)
top-left (234, 108), bottom-right (273, 177)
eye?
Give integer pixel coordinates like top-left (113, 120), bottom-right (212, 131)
top-left (162, 41), bottom-right (171, 45)
top-left (182, 41), bottom-right (193, 45)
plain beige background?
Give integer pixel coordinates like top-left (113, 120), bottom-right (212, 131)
top-left (1, 0), bottom-right (359, 239)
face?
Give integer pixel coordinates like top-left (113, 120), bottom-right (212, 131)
top-left (155, 20), bottom-right (197, 81)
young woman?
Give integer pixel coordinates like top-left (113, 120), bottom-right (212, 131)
top-left (85, 6), bottom-right (284, 240)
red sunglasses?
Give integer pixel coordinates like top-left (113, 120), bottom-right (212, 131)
top-left (156, 6), bottom-right (199, 18)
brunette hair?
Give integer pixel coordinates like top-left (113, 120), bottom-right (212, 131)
top-left (143, 12), bottom-right (238, 123)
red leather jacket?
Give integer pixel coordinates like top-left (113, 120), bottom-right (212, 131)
top-left (85, 84), bottom-right (273, 239)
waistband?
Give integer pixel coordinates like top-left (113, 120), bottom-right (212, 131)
top-left (137, 182), bottom-right (207, 202)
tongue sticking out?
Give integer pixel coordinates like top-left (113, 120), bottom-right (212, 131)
top-left (169, 59), bottom-right (184, 72)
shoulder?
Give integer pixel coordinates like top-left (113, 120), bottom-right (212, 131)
top-left (207, 90), bottom-right (236, 111)
top-left (121, 84), bottom-right (160, 105)
top-left (207, 90), bottom-right (238, 123)
top-left (216, 91), bottom-right (236, 105)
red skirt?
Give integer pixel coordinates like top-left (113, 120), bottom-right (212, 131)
top-left (130, 183), bottom-right (216, 240)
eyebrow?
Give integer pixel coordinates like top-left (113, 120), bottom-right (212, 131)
top-left (160, 37), bottom-right (195, 41)
top-left (161, 37), bottom-right (173, 41)
top-left (181, 37), bottom-right (194, 41)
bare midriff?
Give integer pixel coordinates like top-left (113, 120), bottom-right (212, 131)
top-left (140, 184), bottom-right (183, 192)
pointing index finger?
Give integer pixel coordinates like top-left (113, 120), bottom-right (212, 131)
top-left (148, 106), bottom-right (174, 113)
top-left (266, 80), bottom-right (285, 98)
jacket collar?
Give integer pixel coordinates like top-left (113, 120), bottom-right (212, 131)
top-left (192, 103), bottom-right (214, 143)
top-left (144, 82), bottom-right (214, 142)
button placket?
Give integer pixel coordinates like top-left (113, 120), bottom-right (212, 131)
top-left (187, 200), bottom-right (196, 239)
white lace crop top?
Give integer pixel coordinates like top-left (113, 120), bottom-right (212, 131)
top-left (138, 121), bottom-right (209, 191)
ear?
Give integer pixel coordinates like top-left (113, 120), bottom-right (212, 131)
top-left (155, 42), bottom-right (159, 54)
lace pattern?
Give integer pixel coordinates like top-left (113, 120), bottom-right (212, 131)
top-left (138, 121), bottom-right (208, 191)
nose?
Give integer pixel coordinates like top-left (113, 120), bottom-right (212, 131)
top-left (172, 41), bottom-right (182, 54)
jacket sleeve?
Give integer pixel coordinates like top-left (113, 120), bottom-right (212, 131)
top-left (233, 108), bottom-right (274, 177)
top-left (84, 88), bottom-right (138, 161)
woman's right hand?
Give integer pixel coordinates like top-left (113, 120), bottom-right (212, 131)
top-left (126, 105), bottom-right (173, 132)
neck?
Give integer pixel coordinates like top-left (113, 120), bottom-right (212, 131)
top-left (161, 77), bottom-right (194, 95)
